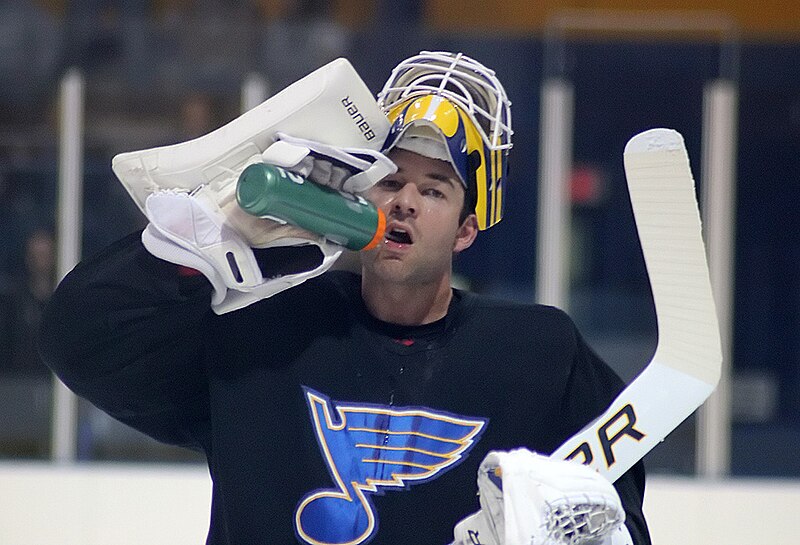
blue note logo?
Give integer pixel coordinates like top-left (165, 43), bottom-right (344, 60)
top-left (295, 387), bottom-right (487, 545)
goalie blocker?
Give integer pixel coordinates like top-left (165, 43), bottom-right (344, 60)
top-left (116, 58), bottom-right (397, 314)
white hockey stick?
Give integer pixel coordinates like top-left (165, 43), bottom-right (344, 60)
top-left (550, 128), bottom-right (722, 482)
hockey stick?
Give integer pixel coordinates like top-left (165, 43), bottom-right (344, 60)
top-left (550, 128), bottom-right (722, 483)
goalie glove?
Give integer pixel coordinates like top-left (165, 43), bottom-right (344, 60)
top-left (142, 136), bottom-right (394, 314)
top-left (452, 449), bottom-right (629, 545)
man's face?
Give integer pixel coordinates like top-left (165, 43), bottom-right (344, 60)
top-left (360, 148), bottom-right (478, 286)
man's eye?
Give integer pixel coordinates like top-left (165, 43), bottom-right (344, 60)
top-left (423, 188), bottom-right (445, 198)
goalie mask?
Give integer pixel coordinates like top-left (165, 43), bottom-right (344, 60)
top-left (378, 51), bottom-right (513, 230)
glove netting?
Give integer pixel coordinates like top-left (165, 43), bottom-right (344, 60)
top-left (544, 494), bottom-right (624, 545)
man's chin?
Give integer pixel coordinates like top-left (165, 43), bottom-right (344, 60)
top-left (363, 260), bottom-right (412, 283)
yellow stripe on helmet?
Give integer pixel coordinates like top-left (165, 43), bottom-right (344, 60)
top-left (495, 184), bottom-right (503, 226)
top-left (389, 96), bottom-right (462, 139)
top-left (458, 109), bottom-right (488, 230)
top-left (487, 148), bottom-right (497, 227)
top-left (487, 141), bottom-right (505, 228)
top-left (494, 150), bottom-right (502, 226)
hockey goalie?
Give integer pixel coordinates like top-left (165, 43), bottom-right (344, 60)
top-left (40, 49), bottom-right (720, 545)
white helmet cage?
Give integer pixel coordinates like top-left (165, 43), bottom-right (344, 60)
top-left (377, 51), bottom-right (513, 154)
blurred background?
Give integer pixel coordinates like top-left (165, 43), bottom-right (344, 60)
top-left (0, 0), bottom-right (798, 543)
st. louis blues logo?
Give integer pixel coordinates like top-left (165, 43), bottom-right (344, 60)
top-left (295, 387), bottom-right (487, 545)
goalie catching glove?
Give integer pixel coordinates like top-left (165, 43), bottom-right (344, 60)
top-left (452, 449), bottom-right (631, 545)
top-left (142, 135), bottom-right (395, 315)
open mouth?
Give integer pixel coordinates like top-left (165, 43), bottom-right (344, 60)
top-left (385, 227), bottom-right (413, 244)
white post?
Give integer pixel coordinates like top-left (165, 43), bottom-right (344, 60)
top-left (241, 72), bottom-right (269, 113)
top-left (536, 79), bottom-right (574, 309)
top-left (697, 79), bottom-right (738, 477)
top-left (51, 68), bottom-right (85, 463)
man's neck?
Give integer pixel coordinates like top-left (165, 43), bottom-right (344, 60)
top-left (360, 274), bottom-right (453, 326)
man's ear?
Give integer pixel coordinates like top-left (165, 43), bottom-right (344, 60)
top-left (454, 214), bottom-right (479, 253)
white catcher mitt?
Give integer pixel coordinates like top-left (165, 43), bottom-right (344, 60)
top-left (452, 449), bottom-right (630, 545)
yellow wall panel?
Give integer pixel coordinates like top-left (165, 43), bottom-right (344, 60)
top-left (426, 0), bottom-right (800, 37)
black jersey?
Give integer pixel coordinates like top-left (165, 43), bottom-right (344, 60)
top-left (40, 232), bottom-right (650, 545)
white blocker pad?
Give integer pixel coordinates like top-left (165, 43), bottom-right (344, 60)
top-left (112, 58), bottom-right (391, 213)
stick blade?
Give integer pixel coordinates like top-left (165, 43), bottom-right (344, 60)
top-left (623, 128), bottom-right (722, 388)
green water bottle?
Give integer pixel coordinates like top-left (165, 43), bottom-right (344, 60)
top-left (236, 163), bottom-right (386, 251)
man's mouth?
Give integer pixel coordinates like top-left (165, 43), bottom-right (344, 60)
top-left (385, 226), bottom-right (413, 245)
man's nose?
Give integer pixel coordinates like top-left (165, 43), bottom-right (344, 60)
top-left (390, 183), bottom-right (419, 217)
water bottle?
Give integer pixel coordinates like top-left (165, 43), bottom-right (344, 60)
top-left (236, 162), bottom-right (386, 251)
